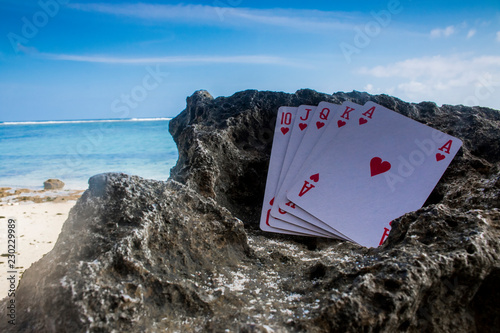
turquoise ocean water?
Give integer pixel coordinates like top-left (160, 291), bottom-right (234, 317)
top-left (0, 118), bottom-right (178, 190)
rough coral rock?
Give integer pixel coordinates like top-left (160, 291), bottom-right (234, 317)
top-left (2, 89), bottom-right (499, 332)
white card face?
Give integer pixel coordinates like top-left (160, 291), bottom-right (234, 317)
top-left (268, 105), bottom-right (342, 237)
top-left (286, 101), bottom-right (463, 247)
top-left (270, 102), bottom-right (339, 218)
top-left (284, 101), bottom-right (364, 193)
top-left (272, 101), bottom-right (363, 237)
top-left (269, 103), bottom-right (341, 236)
top-left (259, 106), bottom-right (326, 236)
top-left (259, 106), bottom-right (301, 235)
top-left (276, 105), bottom-right (316, 194)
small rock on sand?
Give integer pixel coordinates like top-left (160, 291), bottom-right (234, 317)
top-left (43, 178), bottom-right (65, 190)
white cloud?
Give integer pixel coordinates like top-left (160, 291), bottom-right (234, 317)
top-left (364, 83), bottom-right (374, 93)
top-left (359, 55), bottom-right (466, 80)
top-left (430, 25), bottom-right (455, 38)
top-left (39, 52), bottom-right (305, 67)
top-left (467, 29), bottom-right (476, 39)
top-left (360, 55), bottom-right (500, 80)
top-left (68, 3), bottom-right (357, 32)
top-left (358, 55), bottom-right (500, 107)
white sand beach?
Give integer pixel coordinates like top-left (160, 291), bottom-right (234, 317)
top-left (0, 188), bottom-right (84, 299)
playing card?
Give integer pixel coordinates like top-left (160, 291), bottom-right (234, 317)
top-left (278, 102), bottom-right (365, 240)
top-left (272, 101), bottom-right (363, 238)
top-left (270, 102), bottom-right (338, 219)
top-left (260, 106), bottom-right (328, 236)
top-left (276, 105), bottom-right (316, 192)
top-left (269, 102), bottom-right (343, 236)
top-left (265, 105), bottom-right (339, 236)
top-left (286, 101), bottom-right (462, 247)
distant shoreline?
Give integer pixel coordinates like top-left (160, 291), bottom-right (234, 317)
top-left (0, 119), bottom-right (176, 195)
top-left (0, 117), bottom-right (172, 126)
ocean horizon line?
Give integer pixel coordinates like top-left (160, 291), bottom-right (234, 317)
top-left (0, 117), bottom-right (173, 126)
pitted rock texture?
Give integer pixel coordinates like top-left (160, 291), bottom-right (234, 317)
top-left (2, 89), bottom-right (499, 332)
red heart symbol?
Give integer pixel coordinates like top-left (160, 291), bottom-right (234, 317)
top-left (370, 157), bottom-right (391, 177)
top-left (436, 153), bottom-right (445, 161)
top-left (337, 120), bottom-right (346, 128)
top-left (316, 122), bottom-right (325, 129)
top-left (359, 118), bottom-right (368, 125)
top-left (281, 127), bottom-right (289, 135)
top-left (299, 123), bottom-right (307, 131)
top-left (309, 173), bottom-right (319, 182)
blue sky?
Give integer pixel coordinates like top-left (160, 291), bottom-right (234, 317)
top-left (0, 0), bottom-right (499, 121)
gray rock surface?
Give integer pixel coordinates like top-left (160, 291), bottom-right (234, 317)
top-left (2, 89), bottom-right (499, 332)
